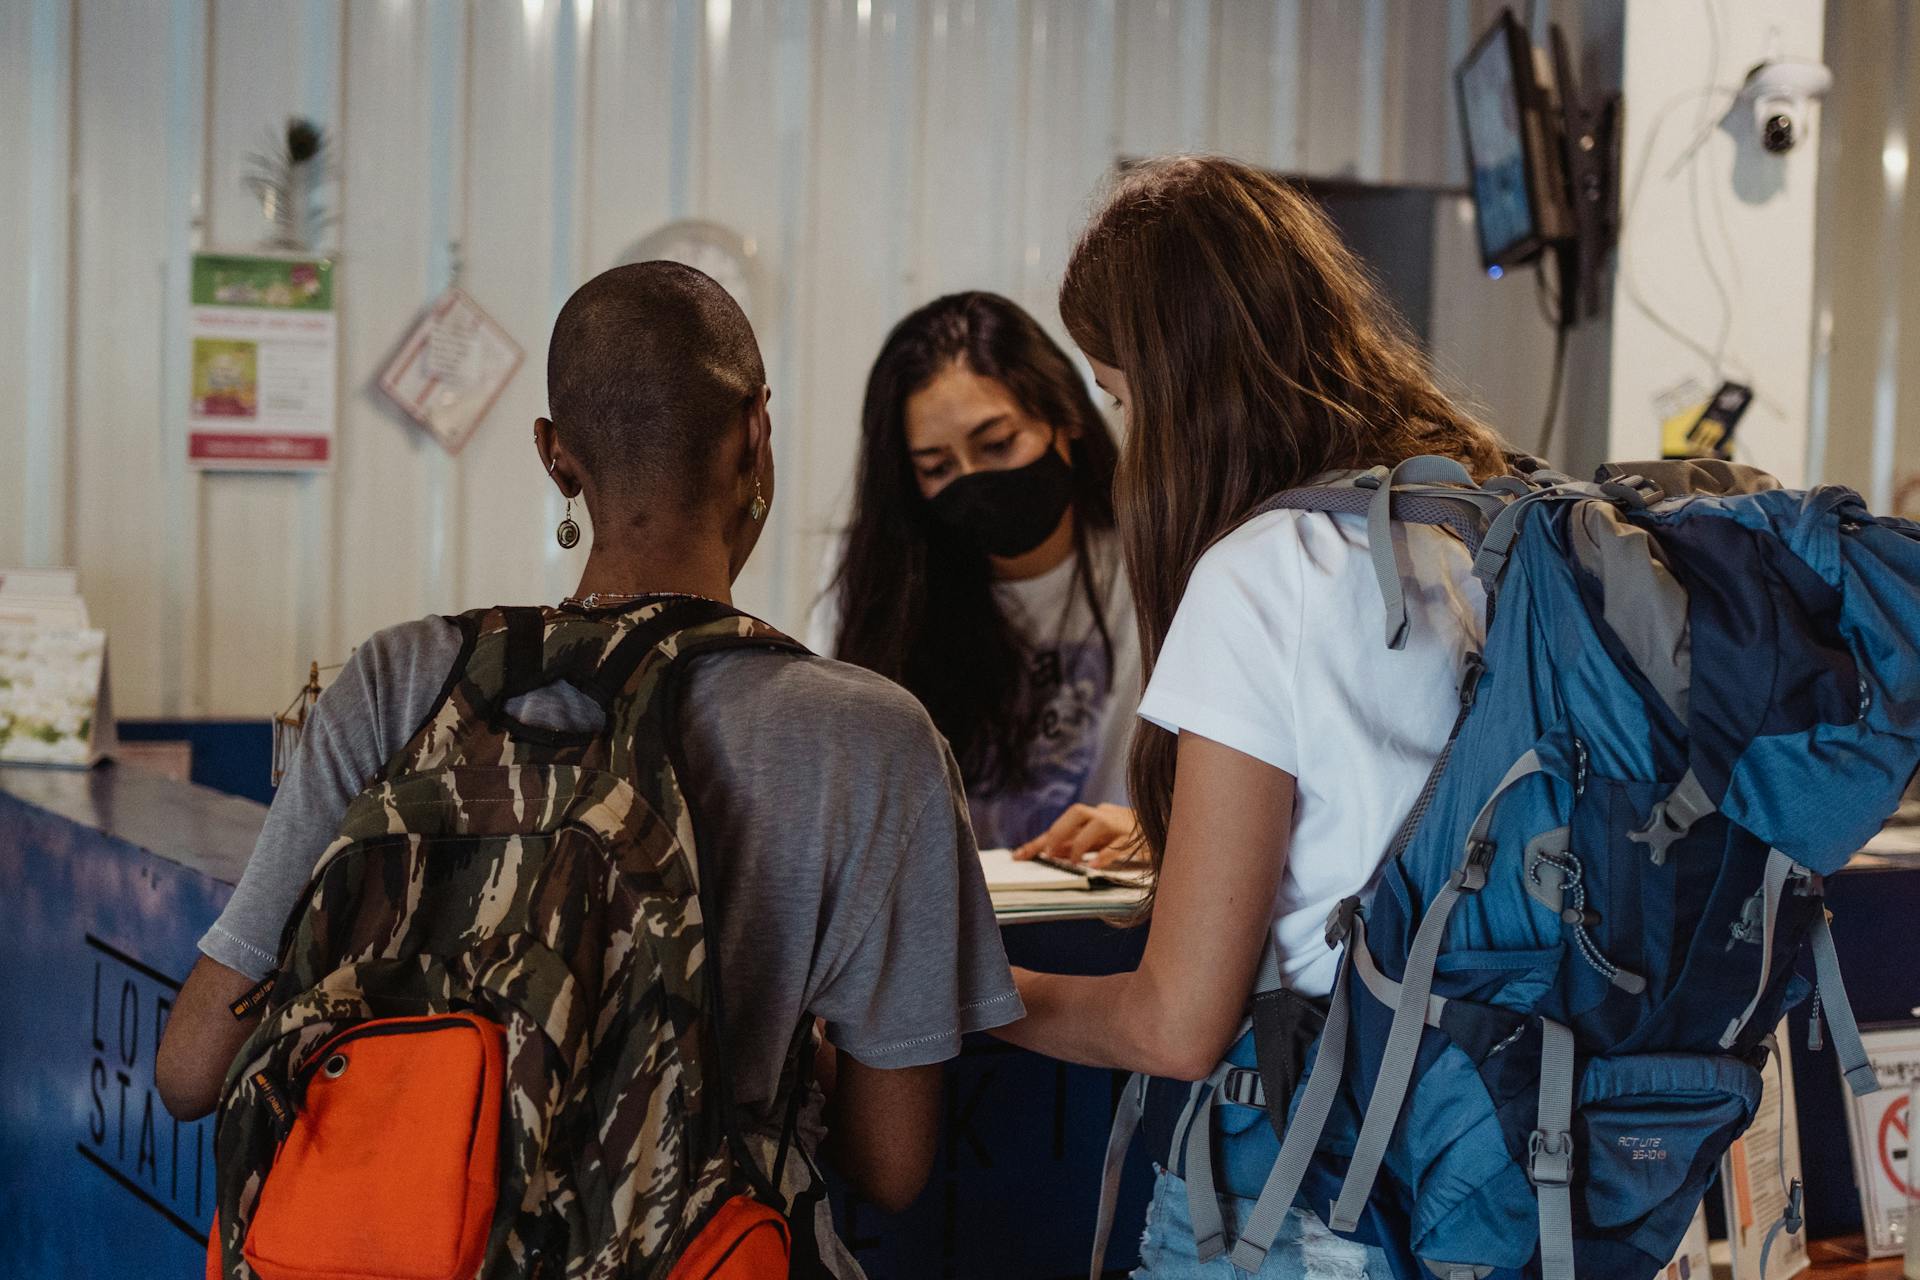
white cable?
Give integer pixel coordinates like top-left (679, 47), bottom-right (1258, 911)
top-left (1619, 84), bottom-right (1739, 377)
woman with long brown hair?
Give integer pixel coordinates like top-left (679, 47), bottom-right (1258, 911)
top-left (815, 292), bottom-right (1141, 858)
top-left (993, 156), bottom-right (1508, 1275)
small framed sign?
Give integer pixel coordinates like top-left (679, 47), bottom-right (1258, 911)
top-left (378, 287), bottom-right (523, 455)
top-left (1843, 1023), bottom-right (1920, 1257)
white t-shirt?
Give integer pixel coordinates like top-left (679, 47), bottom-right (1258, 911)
top-left (1136, 510), bottom-right (1485, 996)
top-left (809, 528), bottom-right (1140, 849)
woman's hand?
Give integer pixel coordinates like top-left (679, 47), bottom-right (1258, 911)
top-left (994, 734), bottom-right (1296, 1080)
top-left (1014, 803), bottom-right (1142, 868)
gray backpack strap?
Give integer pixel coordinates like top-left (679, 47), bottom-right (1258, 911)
top-left (1719, 849), bottom-right (1798, 1049)
top-left (1256, 455), bottom-right (1502, 651)
top-left (1807, 907), bottom-right (1878, 1096)
top-left (1327, 749), bottom-right (1545, 1233)
top-left (1225, 919), bottom-right (1360, 1273)
top-left (1087, 1072), bottom-right (1149, 1280)
top-left (1754, 1034), bottom-right (1808, 1280)
top-left (1183, 1067), bottom-right (1235, 1260)
top-left (1532, 1018), bottom-right (1578, 1280)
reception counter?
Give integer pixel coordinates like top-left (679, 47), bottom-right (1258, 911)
top-left (7, 762), bottom-right (1915, 1278)
top-left (0, 762), bottom-right (1153, 1279)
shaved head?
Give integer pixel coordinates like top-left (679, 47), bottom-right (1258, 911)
top-left (546, 261), bottom-right (765, 506)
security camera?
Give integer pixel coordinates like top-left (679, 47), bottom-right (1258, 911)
top-left (1741, 58), bottom-right (1833, 154)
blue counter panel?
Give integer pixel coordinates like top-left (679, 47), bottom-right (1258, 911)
top-left (0, 786), bottom-right (239, 1277)
top-left (834, 919), bottom-right (1154, 1279)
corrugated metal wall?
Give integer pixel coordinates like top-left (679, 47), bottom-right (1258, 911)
top-left (2, 0), bottom-right (1603, 718)
top-left (1814, 0), bottom-right (1918, 511)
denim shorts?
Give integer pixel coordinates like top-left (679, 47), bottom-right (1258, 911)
top-left (1133, 1168), bottom-right (1394, 1280)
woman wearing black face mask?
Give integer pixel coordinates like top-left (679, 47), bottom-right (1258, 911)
top-left (813, 292), bottom-right (1142, 862)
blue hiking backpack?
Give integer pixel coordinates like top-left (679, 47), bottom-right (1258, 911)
top-left (1092, 457), bottom-right (1917, 1280)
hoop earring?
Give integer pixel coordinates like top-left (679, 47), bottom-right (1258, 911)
top-left (549, 456), bottom-right (581, 548)
top-left (748, 475), bottom-right (768, 523)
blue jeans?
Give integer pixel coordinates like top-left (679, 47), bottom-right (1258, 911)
top-left (1133, 1169), bottom-right (1394, 1279)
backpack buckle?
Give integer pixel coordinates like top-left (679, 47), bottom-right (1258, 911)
top-left (1220, 1067), bottom-right (1267, 1109)
top-left (1528, 1130), bottom-right (1573, 1188)
top-left (1325, 896), bottom-right (1362, 948)
top-left (1458, 653), bottom-right (1486, 707)
top-left (1455, 841), bottom-right (1495, 893)
top-left (1598, 475), bottom-right (1662, 509)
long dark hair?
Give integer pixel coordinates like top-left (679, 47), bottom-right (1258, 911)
top-left (831, 291), bottom-right (1121, 796)
top-left (1059, 156), bottom-right (1508, 888)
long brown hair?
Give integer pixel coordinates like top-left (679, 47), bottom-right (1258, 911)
top-left (831, 292), bottom-right (1120, 796)
top-left (1058, 155), bottom-right (1507, 888)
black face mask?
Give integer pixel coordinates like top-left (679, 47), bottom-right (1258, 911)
top-left (925, 445), bottom-right (1075, 559)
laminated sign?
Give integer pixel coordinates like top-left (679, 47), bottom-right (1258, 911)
top-left (188, 253), bottom-right (337, 470)
top-left (1844, 1023), bottom-right (1920, 1257)
top-left (1721, 1022), bottom-right (1808, 1279)
top-left (377, 287), bottom-right (523, 455)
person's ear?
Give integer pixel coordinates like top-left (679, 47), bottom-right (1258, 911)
top-left (535, 417), bottom-right (580, 498)
top-left (741, 387), bottom-right (773, 475)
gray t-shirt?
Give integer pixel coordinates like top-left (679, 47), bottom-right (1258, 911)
top-left (202, 616), bottom-right (1023, 1116)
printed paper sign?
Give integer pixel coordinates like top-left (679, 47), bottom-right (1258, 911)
top-left (1723, 1023), bottom-right (1809, 1279)
top-left (1845, 1024), bottom-right (1920, 1256)
top-left (377, 287), bottom-right (523, 455)
top-left (187, 253), bottom-right (337, 470)
top-left (1662, 1205), bottom-right (1710, 1280)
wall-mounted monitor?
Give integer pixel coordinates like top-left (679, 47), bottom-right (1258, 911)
top-left (1456, 10), bottom-right (1568, 272)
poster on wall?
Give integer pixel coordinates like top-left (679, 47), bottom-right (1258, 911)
top-left (1844, 1024), bottom-right (1920, 1257)
top-left (377, 286), bottom-right (523, 455)
top-left (187, 252), bottom-right (336, 470)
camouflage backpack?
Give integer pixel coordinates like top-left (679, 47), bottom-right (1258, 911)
top-left (209, 598), bottom-right (818, 1280)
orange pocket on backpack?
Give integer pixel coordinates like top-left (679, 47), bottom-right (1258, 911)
top-left (243, 1012), bottom-right (505, 1280)
top-left (666, 1194), bottom-right (792, 1280)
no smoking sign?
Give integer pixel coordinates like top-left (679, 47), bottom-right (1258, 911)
top-left (1879, 1092), bottom-right (1911, 1201)
top-left (1841, 1026), bottom-right (1920, 1258)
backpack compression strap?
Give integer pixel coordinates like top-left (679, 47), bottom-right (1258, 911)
top-left (1254, 455), bottom-right (1504, 649)
top-left (654, 617), bottom-right (833, 1267)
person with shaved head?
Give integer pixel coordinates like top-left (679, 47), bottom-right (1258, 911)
top-left (159, 262), bottom-right (1021, 1277)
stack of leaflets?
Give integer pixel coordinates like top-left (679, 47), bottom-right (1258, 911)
top-left (0, 569), bottom-right (114, 768)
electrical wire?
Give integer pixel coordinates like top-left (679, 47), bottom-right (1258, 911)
top-left (1538, 265), bottom-right (1572, 458)
top-left (1534, 258), bottom-right (1562, 328)
top-left (1617, 0), bottom-right (1771, 391)
top-left (1618, 82), bottom-right (1742, 378)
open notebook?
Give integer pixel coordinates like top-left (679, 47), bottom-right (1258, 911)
top-left (978, 847), bottom-right (1151, 892)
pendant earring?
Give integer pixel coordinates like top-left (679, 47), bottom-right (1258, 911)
top-left (548, 454), bottom-right (581, 548)
top-left (748, 476), bottom-right (768, 523)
